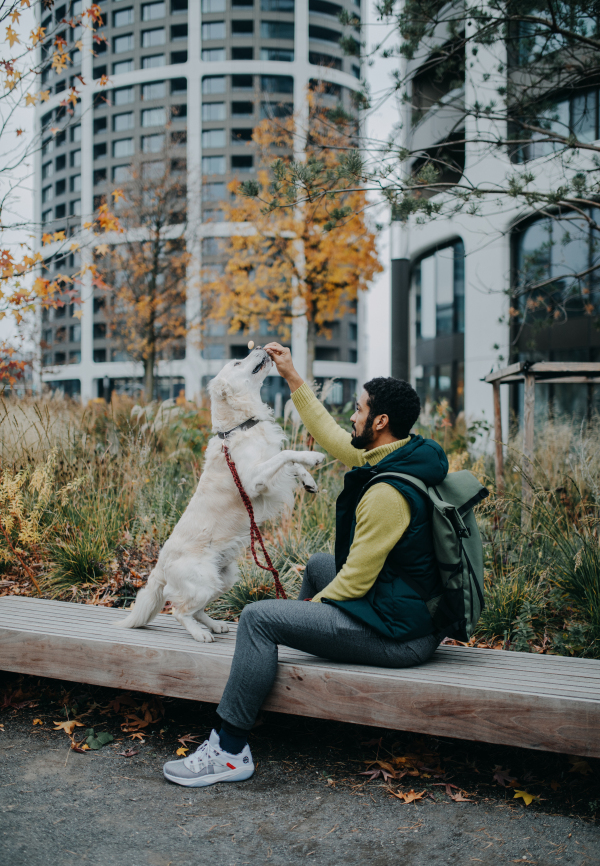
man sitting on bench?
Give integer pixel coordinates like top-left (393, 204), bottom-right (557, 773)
top-left (162, 343), bottom-right (449, 788)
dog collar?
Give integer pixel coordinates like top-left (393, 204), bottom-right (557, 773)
top-left (217, 418), bottom-right (261, 440)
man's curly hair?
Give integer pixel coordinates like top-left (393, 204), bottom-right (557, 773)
top-left (363, 377), bottom-right (421, 439)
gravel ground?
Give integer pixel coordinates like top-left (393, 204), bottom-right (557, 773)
top-left (1, 672), bottom-right (599, 866)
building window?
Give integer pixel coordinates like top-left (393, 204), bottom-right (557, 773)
top-left (261, 21), bottom-right (294, 40)
top-left (260, 48), bottom-right (294, 61)
top-left (172, 0), bottom-right (189, 12)
top-left (42, 208), bottom-right (53, 223)
top-left (171, 24), bottom-right (188, 40)
top-left (94, 168), bottom-right (107, 184)
top-left (202, 0), bottom-right (225, 10)
top-left (69, 351), bottom-right (81, 364)
top-left (113, 112), bottom-right (134, 131)
top-left (261, 75), bottom-right (293, 93)
top-left (69, 174), bottom-right (81, 192)
top-left (202, 155), bottom-right (226, 175)
top-left (113, 33), bottom-right (134, 53)
top-left (232, 74), bottom-right (253, 90)
top-left (203, 76), bottom-right (226, 94)
top-left (309, 24), bottom-right (341, 43)
top-left (232, 47), bottom-right (254, 59)
top-left (260, 101), bottom-right (293, 119)
top-left (42, 185), bottom-right (53, 204)
top-left (113, 86), bottom-right (134, 105)
top-left (231, 127), bottom-right (253, 143)
top-left (112, 164), bottom-right (132, 182)
top-left (202, 48), bottom-right (226, 62)
top-left (142, 55), bottom-right (166, 68)
top-left (113, 8), bottom-right (134, 27)
top-left (416, 242), bottom-right (464, 339)
top-left (142, 1), bottom-right (166, 21)
top-left (113, 60), bottom-right (134, 74)
top-left (93, 349), bottom-right (107, 363)
top-left (142, 81), bottom-right (166, 100)
top-left (171, 77), bottom-right (187, 93)
top-left (231, 154), bottom-right (253, 172)
top-left (202, 21), bottom-right (226, 40)
top-left (70, 324), bottom-right (82, 342)
top-left (42, 161), bottom-right (53, 180)
top-left (515, 212), bottom-right (600, 319)
top-left (202, 128), bottom-right (226, 148)
top-left (142, 133), bottom-right (166, 152)
top-left (71, 125), bottom-right (81, 142)
top-left (94, 116), bottom-right (107, 134)
top-left (202, 102), bottom-right (226, 121)
top-left (142, 28), bottom-right (166, 48)
top-left (69, 199), bottom-right (81, 215)
top-left (232, 20), bottom-right (254, 35)
top-left (113, 138), bottom-right (135, 158)
top-left (261, 0), bottom-right (294, 8)
top-left (203, 181), bottom-right (226, 200)
top-left (142, 107), bottom-right (167, 127)
top-left (309, 51), bottom-right (342, 69)
top-left (512, 87), bottom-right (600, 163)
top-left (232, 101), bottom-right (254, 117)
top-left (93, 323), bottom-right (107, 340)
top-left (70, 150), bottom-right (81, 167)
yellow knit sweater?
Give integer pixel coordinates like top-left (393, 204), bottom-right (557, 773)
top-left (291, 383), bottom-right (411, 603)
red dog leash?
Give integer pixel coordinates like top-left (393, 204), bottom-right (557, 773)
top-left (222, 444), bottom-right (288, 600)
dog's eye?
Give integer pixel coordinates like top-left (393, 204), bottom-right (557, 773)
top-left (234, 362), bottom-right (241, 366)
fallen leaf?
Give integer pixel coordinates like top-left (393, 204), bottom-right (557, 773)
top-left (550, 780), bottom-right (560, 791)
top-left (176, 747), bottom-right (189, 756)
top-left (85, 731), bottom-right (114, 750)
top-left (568, 757), bottom-right (592, 775)
top-left (388, 788), bottom-right (426, 804)
top-left (118, 749), bottom-right (139, 758)
top-left (493, 766), bottom-right (517, 787)
top-left (449, 791), bottom-right (474, 802)
top-left (513, 789), bottom-right (536, 806)
top-left (53, 720), bottom-right (85, 736)
top-left (32, 719), bottom-right (43, 726)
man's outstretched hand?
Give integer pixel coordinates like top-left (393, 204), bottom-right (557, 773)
top-left (264, 343), bottom-right (304, 393)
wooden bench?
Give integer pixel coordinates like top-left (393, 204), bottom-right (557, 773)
top-left (1, 596), bottom-right (599, 758)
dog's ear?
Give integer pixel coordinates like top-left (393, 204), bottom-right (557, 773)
top-left (208, 376), bottom-right (232, 400)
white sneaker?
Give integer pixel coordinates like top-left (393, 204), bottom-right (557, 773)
top-left (163, 729), bottom-right (254, 787)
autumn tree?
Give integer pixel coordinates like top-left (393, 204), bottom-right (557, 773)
top-left (0, 1), bottom-right (112, 385)
top-left (203, 91), bottom-right (383, 379)
top-left (99, 151), bottom-right (190, 402)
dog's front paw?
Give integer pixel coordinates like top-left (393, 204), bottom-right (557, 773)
top-left (194, 630), bottom-right (215, 643)
top-left (303, 479), bottom-right (319, 494)
top-left (298, 451), bottom-right (325, 467)
top-left (210, 622), bottom-right (230, 634)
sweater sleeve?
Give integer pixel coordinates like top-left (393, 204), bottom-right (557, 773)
top-left (312, 483), bottom-right (411, 603)
top-left (291, 382), bottom-right (363, 468)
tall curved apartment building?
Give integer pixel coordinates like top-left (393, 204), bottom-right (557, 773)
top-left (391, 22), bottom-right (600, 423)
top-left (36, 0), bottom-right (364, 406)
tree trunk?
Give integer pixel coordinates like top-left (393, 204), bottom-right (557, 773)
top-left (306, 317), bottom-right (316, 384)
top-left (144, 348), bottom-right (155, 403)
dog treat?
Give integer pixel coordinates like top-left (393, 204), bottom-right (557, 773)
top-left (247, 340), bottom-right (255, 350)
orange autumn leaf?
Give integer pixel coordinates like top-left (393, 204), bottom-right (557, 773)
top-left (389, 789), bottom-right (426, 804)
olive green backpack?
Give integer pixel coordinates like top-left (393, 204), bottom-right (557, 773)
top-left (375, 470), bottom-right (489, 641)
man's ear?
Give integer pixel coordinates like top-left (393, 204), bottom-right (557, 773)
top-left (376, 413), bottom-right (390, 431)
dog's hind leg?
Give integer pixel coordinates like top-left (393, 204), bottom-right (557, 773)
top-left (193, 560), bottom-right (237, 634)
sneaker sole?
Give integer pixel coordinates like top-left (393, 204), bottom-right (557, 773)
top-left (163, 765), bottom-right (255, 787)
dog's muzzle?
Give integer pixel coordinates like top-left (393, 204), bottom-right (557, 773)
top-left (252, 350), bottom-right (270, 375)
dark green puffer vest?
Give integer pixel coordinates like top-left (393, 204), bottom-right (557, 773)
top-left (322, 435), bottom-right (449, 641)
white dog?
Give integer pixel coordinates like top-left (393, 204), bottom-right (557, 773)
top-left (118, 348), bottom-right (324, 642)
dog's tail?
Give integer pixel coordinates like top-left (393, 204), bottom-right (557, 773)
top-left (116, 565), bottom-right (165, 629)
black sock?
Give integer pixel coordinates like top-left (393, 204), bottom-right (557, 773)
top-left (217, 718), bottom-right (248, 755)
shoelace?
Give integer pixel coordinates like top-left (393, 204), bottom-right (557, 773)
top-left (184, 739), bottom-right (217, 773)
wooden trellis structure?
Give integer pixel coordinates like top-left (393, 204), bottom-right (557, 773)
top-left (485, 362), bottom-right (600, 507)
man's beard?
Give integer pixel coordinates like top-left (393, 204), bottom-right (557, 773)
top-left (351, 414), bottom-right (376, 450)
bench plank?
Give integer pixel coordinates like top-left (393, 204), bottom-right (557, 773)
top-left (1, 597), bottom-right (599, 757)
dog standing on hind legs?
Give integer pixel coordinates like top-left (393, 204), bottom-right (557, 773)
top-left (117, 347), bottom-right (324, 642)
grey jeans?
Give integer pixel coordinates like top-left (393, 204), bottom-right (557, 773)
top-left (217, 552), bottom-right (440, 731)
